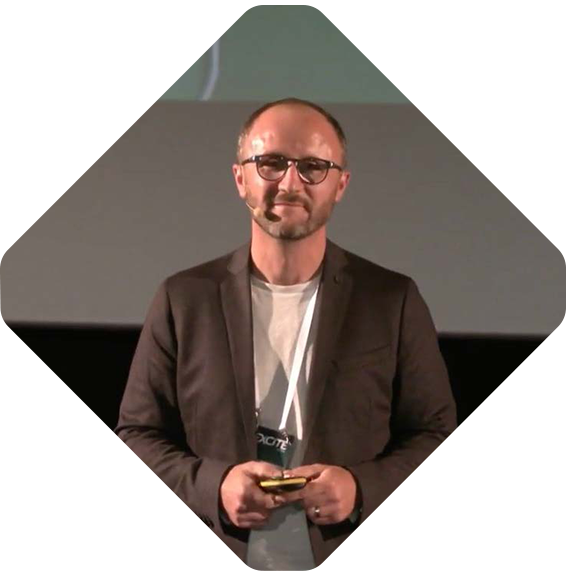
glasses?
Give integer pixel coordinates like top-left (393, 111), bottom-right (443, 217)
top-left (241, 154), bottom-right (344, 185)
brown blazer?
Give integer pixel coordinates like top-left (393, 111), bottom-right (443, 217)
top-left (116, 240), bottom-right (457, 566)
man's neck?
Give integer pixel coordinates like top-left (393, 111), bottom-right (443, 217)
top-left (250, 227), bottom-right (326, 286)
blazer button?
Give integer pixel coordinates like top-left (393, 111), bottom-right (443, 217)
top-left (334, 274), bottom-right (341, 284)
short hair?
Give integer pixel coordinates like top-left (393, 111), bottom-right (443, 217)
top-left (236, 97), bottom-right (348, 166)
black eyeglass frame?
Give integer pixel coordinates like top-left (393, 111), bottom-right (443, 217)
top-left (241, 154), bottom-right (344, 185)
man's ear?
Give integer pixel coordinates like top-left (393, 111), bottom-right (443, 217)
top-left (335, 170), bottom-right (351, 203)
top-left (232, 163), bottom-right (247, 200)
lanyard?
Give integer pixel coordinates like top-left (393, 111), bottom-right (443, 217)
top-left (279, 286), bottom-right (318, 435)
top-left (277, 283), bottom-right (319, 433)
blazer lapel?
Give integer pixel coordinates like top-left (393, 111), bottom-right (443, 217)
top-left (220, 244), bottom-right (257, 459)
top-left (303, 241), bottom-right (352, 462)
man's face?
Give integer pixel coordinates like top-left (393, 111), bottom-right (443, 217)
top-left (233, 105), bottom-right (350, 241)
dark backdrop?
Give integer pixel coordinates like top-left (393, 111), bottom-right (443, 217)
top-left (8, 323), bottom-right (542, 429)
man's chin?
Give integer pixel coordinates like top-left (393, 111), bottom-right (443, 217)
top-left (262, 222), bottom-right (313, 241)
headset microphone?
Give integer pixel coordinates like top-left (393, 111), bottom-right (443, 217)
top-left (246, 201), bottom-right (281, 222)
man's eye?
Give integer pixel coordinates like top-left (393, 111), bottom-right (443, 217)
top-left (302, 160), bottom-right (325, 171)
top-left (260, 157), bottom-right (285, 170)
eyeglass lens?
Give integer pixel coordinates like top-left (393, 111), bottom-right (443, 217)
top-left (257, 156), bottom-right (329, 184)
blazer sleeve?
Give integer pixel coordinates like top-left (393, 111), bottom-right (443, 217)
top-left (115, 280), bottom-right (234, 532)
top-left (346, 278), bottom-right (457, 522)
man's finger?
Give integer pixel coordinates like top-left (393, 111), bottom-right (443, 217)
top-left (246, 461), bottom-right (283, 479)
top-left (237, 511), bottom-right (270, 529)
top-left (248, 486), bottom-right (283, 512)
top-left (275, 488), bottom-right (305, 504)
top-left (240, 511), bottom-right (269, 523)
top-left (288, 464), bottom-right (324, 480)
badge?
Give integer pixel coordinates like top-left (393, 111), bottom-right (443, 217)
top-left (256, 425), bottom-right (296, 468)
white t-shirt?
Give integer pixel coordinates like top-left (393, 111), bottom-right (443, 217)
top-left (246, 273), bottom-right (320, 571)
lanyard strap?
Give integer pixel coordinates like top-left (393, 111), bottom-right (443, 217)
top-left (278, 283), bottom-right (319, 432)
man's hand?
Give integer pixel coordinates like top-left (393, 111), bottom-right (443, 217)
top-left (219, 461), bottom-right (284, 529)
top-left (277, 464), bottom-right (358, 525)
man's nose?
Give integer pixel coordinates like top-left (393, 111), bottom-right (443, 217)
top-left (279, 161), bottom-right (305, 190)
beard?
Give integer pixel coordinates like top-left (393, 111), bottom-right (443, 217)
top-left (245, 189), bottom-right (336, 241)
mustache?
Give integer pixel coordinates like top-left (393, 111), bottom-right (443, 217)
top-left (270, 194), bottom-right (310, 210)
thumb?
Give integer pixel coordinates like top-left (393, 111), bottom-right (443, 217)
top-left (247, 461), bottom-right (283, 479)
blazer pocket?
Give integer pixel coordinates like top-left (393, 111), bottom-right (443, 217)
top-left (332, 343), bottom-right (391, 372)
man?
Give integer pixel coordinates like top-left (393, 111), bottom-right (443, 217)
top-left (116, 98), bottom-right (457, 569)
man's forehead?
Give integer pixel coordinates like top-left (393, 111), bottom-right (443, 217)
top-left (245, 104), bottom-right (341, 158)
top-left (248, 130), bottom-right (333, 155)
